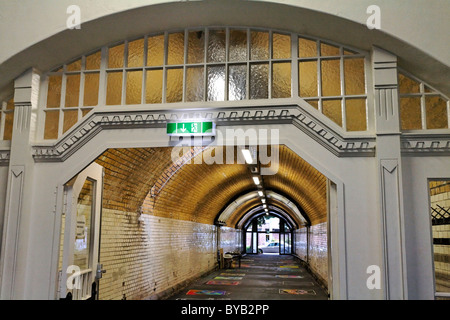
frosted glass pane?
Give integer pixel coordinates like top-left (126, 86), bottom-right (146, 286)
top-left (298, 37), bottom-right (317, 58)
top-left (321, 59), bottom-right (341, 96)
top-left (166, 68), bottom-right (183, 103)
top-left (83, 73), bottom-right (99, 106)
top-left (250, 31), bottom-right (269, 60)
top-left (188, 31), bottom-right (205, 64)
top-left (82, 108), bottom-right (92, 117)
top-left (186, 67), bottom-right (204, 102)
top-left (44, 111), bottom-right (60, 139)
top-left (345, 99), bottom-right (367, 131)
top-left (145, 69), bottom-right (163, 104)
top-left (106, 72), bottom-right (123, 105)
top-left (108, 43), bottom-right (124, 68)
top-left (147, 35), bottom-right (165, 66)
top-left (207, 30), bottom-right (226, 63)
top-left (86, 51), bottom-right (101, 70)
top-left (65, 74), bottom-right (80, 107)
top-left (272, 33), bottom-right (290, 59)
top-left (67, 59), bottom-right (81, 71)
top-left (47, 75), bottom-right (62, 108)
top-left (3, 112), bottom-right (13, 140)
top-left (399, 73), bottom-right (420, 94)
top-left (299, 61), bottom-right (317, 97)
top-left (167, 32), bottom-right (184, 65)
top-left (400, 97), bottom-right (422, 130)
top-left (344, 58), bottom-right (365, 95)
top-left (6, 98), bottom-right (14, 110)
top-left (229, 30), bottom-right (247, 62)
top-left (426, 96), bottom-right (448, 129)
top-left (126, 71), bottom-right (142, 104)
top-left (321, 43), bottom-right (340, 56)
top-left (250, 63), bottom-right (268, 99)
top-left (272, 62), bottom-right (291, 98)
top-left (63, 110), bottom-right (78, 133)
top-left (306, 99), bottom-right (319, 109)
top-left (228, 64), bottom-right (247, 101)
top-left (127, 38), bottom-right (144, 67)
top-left (207, 65), bottom-right (225, 101)
top-left (323, 99), bottom-right (342, 126)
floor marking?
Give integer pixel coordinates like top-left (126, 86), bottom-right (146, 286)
top-left (279, 265), bottom-right (299, 268)
top-left (279, 289), bottom-right (316, 295)
top-left (186, 289), bottom-right (227, 296)
top-left (214, 276), bottom-right (243, 280)
top-left (282, 281), bottom-right (315, 286)
top-left (276, 275), bottom-right (304, 279)
top-left (206, 280), bottom-right (241, 285)
top-left (220, 273), bottom-right (246, 276)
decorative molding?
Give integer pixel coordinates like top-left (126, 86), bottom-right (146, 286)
top-left (31, 105), bottom-right (378, 162)
top-left (401, 134), bottom-right (450, 156)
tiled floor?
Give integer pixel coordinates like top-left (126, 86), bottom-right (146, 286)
top-left (167, 254), bottom-right (329, 300)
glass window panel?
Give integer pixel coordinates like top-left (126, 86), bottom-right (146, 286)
top-left (321, 42), bottom-right (340, 56)
top-left (250, 63), bottom-right (269, 99)
top-left (344, 49), bottom-right (357, 55)
top-left (207, 29), bottom-right (226, 63)
top-left (65, 74), bottom-right (80, 107)
top-left (44, 110), bottom-right (60, 139)
top-left (272, 62), bottom-right (291, 98)
top-left (323, 99), bottom-right (342, 126)
top-left (167, 32), bottom-right (185, 65)
top-left (3, 112), bottom-right (13, 141)
top-left (250, 31), bottom-right (269, 60)
top-left (426, 96), bottom-right (448, 129)
top-left (299, 61), bottom-right (318, 97)
top-left (207, 65), bottom-right (225, 101)
top-left (81, 108), bottom-right (92, 117)
top-left (344, 58), bottom-right (365, 95)
top-left (127, 38), bottom-right (144, 68)
top-left (229, 29), bottom-right (247, 62)
top-left (188, 31), bottom-right (205, 64)
top-left (345, 99), bottom-right (367, 131)
top-left (400, 97), bottom-right (422, 130)
top-left (321, 59), bottom-right (341, 96)
top-left (145, 69), bottom-right (163, 104)
top-left (228, 64), bottom-right (247, 101)
top-left (6, 98), bottom-right (14, 110)
top-left (186, 67), bottom-right (204, 102)
top-left (66, 59), bottom-right (81, 72)
top-left (166, 68), bottom-right (183, 103)
top-left (147, 35), bottom-right (165, 66)
top-left (306, 99), bottom-right (319, 109)
top-left (106, 72), bottom-right (123, 105)
top-left (272, 33), bottom-right (290, 59)
top-left (85, 51), bottom-right (101, 70)
top-left (298, 37), bottom-right (317, 58)
top-left (126, 70), bottom-right (143, 104)
top-left (63, 109), bottom-right (78, 133)
top-left (47, 75), bottom-right (62, 108)
top-left (108, 43), bottom-right (125, 69)
top-left (399, 73), bottom-right (420, 94)
top-left (83, 73), bottom-right (99, 106)
top-left (74, 179), bottom-right (94, 270)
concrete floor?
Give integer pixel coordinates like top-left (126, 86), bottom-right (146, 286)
top-left (167, 254), bottom-right (329, 300)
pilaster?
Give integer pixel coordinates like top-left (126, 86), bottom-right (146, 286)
top-left (372, 47), bottom-right (407, 299)
top-left (0, 68), bottom-right (39, 299)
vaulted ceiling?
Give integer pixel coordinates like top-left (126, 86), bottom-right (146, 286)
top-left (94, 145), bottom-right (327, 227)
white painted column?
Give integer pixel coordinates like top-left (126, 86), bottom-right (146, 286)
top-left (372, 47), bottom-right (408, 299)
top-left (0, 68), bottom-right (40, 299)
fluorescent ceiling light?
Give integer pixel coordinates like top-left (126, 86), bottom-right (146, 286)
top-left (241, 149), bottom-right (253, 164)
top-left (263, 204), bottom-right (267, 208)
top-left (258, 191), bottom-right (263, 197)
top-left (253, 176), bottom-right (260, 185)
top-left (261, 198), bottom-right (266, 203)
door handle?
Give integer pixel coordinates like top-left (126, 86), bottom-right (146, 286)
top-left (96, 263), bottom-right (106, 280)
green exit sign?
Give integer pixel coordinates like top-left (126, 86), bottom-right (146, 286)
top-left (166, 121), bottom-right (215, 136)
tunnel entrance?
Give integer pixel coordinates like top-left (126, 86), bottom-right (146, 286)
top-left (244, 214), bottom-right (293, 255)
